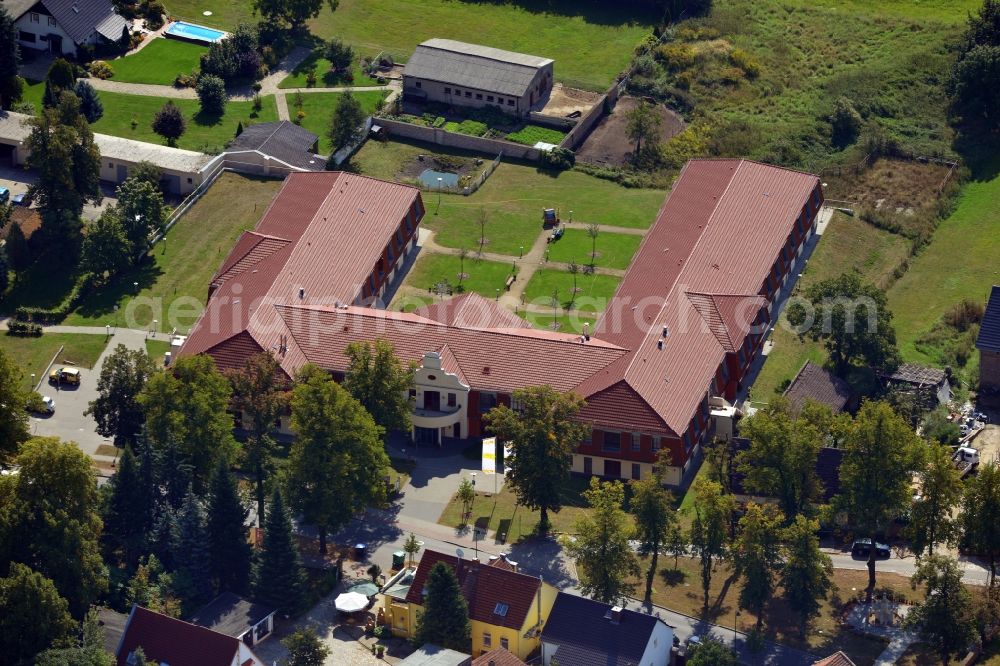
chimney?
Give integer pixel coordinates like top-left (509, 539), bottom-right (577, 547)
top-left (298, 287), bottom-right (305, 299)
top-left (610, 605), bottom-right (623, 625)
top-left (657, 338), bottom-right (664, 350)
top-left (662, 325), bottom-right (670, 337)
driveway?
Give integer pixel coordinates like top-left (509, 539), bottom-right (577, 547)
top-left (0, 165), bottom-right (117, 222)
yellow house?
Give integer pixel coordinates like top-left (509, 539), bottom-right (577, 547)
top-left (380, 550), bottom-right (558, 661)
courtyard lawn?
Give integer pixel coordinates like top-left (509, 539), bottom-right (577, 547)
top-left (145, 339), bottom-right (171, 366)
top-left (89, 91), bottom-right (279, 154)
top-left (109, 38), bottom-right (207, 85)
top-left (278, 52), bottom-right (380, 89)
top-left (522, 268), bottom-right (620, 313)
top-left (403, 253), bottom-right (514, 301)
top-left (504, 124), bottom-right (567, 146)
top-left (165, 0), bottom-right (657, 91)
top-left (0, 333), bottom-right (109, 388)
top-left (546, 228), bottom-right (643, 270)
top-left (62, 173), bottom-right (285, 332)
top-left (287, 90), bottom-right (388, 153)
top-left (351, 138), bottom-right (665, 256)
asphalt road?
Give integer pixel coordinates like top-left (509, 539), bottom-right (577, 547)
top-left (825, 550), bottom-right (990, 586)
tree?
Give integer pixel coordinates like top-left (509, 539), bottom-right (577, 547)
top-left (130, 161), bottom-right (163, 190)
top-left (567, 260), bottom-right (580, 307)
top-left (2, 437), bottom-right (107, 616)
top-left (0, 563), bottom-right (75, 665)
top-left (139, 355), bottom-right (237, 490)
top-left (565, 477), bottom-right (640, 605)
top-left (457, 478), bottom-right (475, 524)
top-left (830, 96), bottom-right (862, 148)
top-left (86, 344), bottom-right (155, 448)
top-left (687, 636), bottom-right (739, 666)
top-left (630, 456), bottom-right (677, 605)
top-left (961, 462), bottom-right (1000, 588)
top-left (625, 100), bottom-right (662, 154)
top-left (196, 74), bottom-right (227, 116)
top-left (907, 555), bottom-right (976, 665)
top-left (102, 445), bottom-right (152, 567)
top-left (36, 607), bottom-right (116, 666)
top-left (665, 522), bottom-right (687, 569)
top-left (688, 478), bottom-right (734, 608)
top-left (950, 0), bottom-right (1000, 125)
top-left (0, 5), bottom-right (22, 109)
top-left (42, 58), bottom-right (75, 108)
top-left (288, 364), bottom-right (388, 553)
top-left (200, 23), bottom-right (260, 82)
top-left (780, 515), bottom-right (832, 637)
top-left (586, 223), bottom-right (600, 268)
top-left (5, 221), bottom-right (29, 272)
top-left (115, 177), bottom-right (166, 261)
top-left (731, 503), bottom-right (783, 633)
top-left (788, 273), bottom-right (900, 376)
top-left (458, 246), bottom-right (469, 287)
top-left (281, 628), bottom-right (330, 666)
top-left (414, 562), bottom-right (471, 652)
top-left (228, 352), bottom-right (287, 523)
top-left (736, 398), bottom-right (828, 521)
top-left (403, 532), bottom-right (421, 567)
top-left (0, 246), bottom-right (9, 294)
top-left (207, 459), bottom-right (252, 593)
top-left (74, 80), bottom-right (103, 123)
top-left (0, 346), bottom-right (29, 461)
top-left (253, 488), bottom-right (308, 616)
top-left (172, 488), bottom-right (213, 607)
top-left (909, 443), bottom-right (962, 559)
top-left (152, 101), bottom-right (186, 146)
top-left (26, 91), bottom-right (102, 246)
top-left (343, 338), bottom-right (414, 435)
top-left (80, 210), bottom-right (130, 280)
top-left (922, 408), bottom-right (962, 446)
top-left (126, 555), bottom-right (180, 618)
top-left (324, 37), bottom-right (354, 71)
top-left (483, 385), bottom-right (588, 534)
top-left (836, 401), bottom-right (922, 600)
top-left (327, 89), bottom-right (365, 153)
top-left (251, 0), bottom-right (340, 31)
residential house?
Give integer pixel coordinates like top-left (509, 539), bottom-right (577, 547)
top-left (97, 608), bottom-right (128, 656)
top-left (403, 39), bottom-right (553, 117)
top-left (976, 285), bottom-right (1000, 395)
top-left (225, 120), bottom-right (325, 174)
top-left (783, 360), bottom-right (851, 414)
top-left (116, 605), bottom-right (264, 666)
top-left (472, 648), bottom-right (527, 666)
top-left (399, 644), bottom-right (473, 666)
top-left (187, 591), bottom-right (277, 648)
top-left (380, 549), bottom-right (558, 661)
top-left (813, 651), bottom-right (856, 666)
top-left (5, 0), bottom-right (128, 57)
top-left (540, 592), bottom-right (674, 666)
top-left (180, 159), bottom-right (822, 487)
top-left (879, 363), bottom-right (951, 408)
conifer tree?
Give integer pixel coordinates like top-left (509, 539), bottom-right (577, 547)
top-left (172, 489), bottom-right (213, 606)
top-left (414, 562), bottom-right (471, 652)
top-left (102, 445), bottom-right (148, 567)
top-left (253, 488), bottom-right (307, 616)
top-left (207, 459), bottom-right (252, 593)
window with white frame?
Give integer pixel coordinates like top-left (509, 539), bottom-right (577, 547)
top-left (483, 632), bottom-right (492, 647)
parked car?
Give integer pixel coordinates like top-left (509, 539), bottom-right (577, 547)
top-left (26, 394), bottom-right (55, 414)
top-left (38, 396), bottom-right (55, 414)
top-left (12, 192), bottom-right (30, 206)
top-left (852, 538), bottom-right (891, 558)
top-left (48, 366), bottom-right (81, 385)
top-left (0, 186), bottom-right (9, 204)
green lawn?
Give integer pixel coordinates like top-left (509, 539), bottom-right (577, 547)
top-left (785, 0), bottom-right (979, 23)
top-left (288, 90), bottom-right (388, 153)
top-left (109, 39), bottom-right (206, 85)
top-left (546, 228), bottom-right (643, 270)
top-left (404, 253), bottom-right (514, 301)
top-left (165, 0), bottom-right (657, 90)
top-left (505, 125), bottom-right (567, 146)
top-left (351, 138), bottom-right (665, 256)
top-left (89, 92), bottom-right (279, 154)
top-left (62, 173), bottom-right (284, 332)
top-left (21, 79), bottom-right (43, 111)
top-left (0, 333), bottom-right (109, 389)
top-left (522, 310), bottom-right (596, 335)
top-left (522, 268), bottom-right (620, 312)
top-left (145, 339), bottom-right (171, 366)
top-left (278, 51), bottom-right (380, 89)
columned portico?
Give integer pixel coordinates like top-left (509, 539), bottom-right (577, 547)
top-left (410, 350), bottom-right (470, 445)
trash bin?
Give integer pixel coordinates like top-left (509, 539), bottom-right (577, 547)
top-left (354, 543), bottom-right (367, 561)
top-left (392, 551), bottom-right (405, 570)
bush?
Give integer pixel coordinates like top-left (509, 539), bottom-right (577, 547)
top-left (88, 60), bottom-right (114, 80)
top-left (305, 70), bottom-right (317, 88)
top-left (13, 272), bottom-right (96, 324)
top-left (730, 48), bottom-right (761, 79)
top-left (196, 74), bottom-right (227, 116)
top-left (200, 22), bottom-right (260, 82)
top-left (540, 147), bottom-right (575, 170)
top-left (653, 43), bottom-right (696, 72)
top-left (11, 101), bottom-right (34, 115)
top-left (431, 116), bottom-right (446, 128)
top-left (324, 38), bottom-right (354, 72)
top-left (152, 100), bottom-right (186, 146)
top-left (295, 109), bottom-right (306, 124)
top-left (944, 299), bottom-right (985, 331)
top-left (830, 96), bottom-right (863, 148)
top-left (6, 320), bottom-right (42, 337)
top-left (173, 71), bottom-right (197, 88)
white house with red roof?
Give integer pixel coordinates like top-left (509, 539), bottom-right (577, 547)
top-left (116, 605), bottom-right (264, 666)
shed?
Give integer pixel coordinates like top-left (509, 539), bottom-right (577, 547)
top-left (226, 121), bottom-right (324, 172)
top-left (783, 360), bottom-right (851, 414)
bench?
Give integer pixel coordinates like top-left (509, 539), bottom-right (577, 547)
top-left (505, 275), bottom-right (516, 290)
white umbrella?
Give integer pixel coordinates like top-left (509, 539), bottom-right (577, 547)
top-left (334, 591), bottom-right (369, 613)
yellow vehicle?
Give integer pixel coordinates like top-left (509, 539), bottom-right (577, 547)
top-left (48, 366), bottom-right (81, 385)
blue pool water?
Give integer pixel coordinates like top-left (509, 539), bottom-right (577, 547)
top-left (419, 169), bottom-right (459, 188)
top-left (165, 21), bottom-right (226, 43)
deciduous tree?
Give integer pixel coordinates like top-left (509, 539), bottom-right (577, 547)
top-left (80, 210), bottom-right (130, 280)
top-left (36, 607), bottom-right (115, 666)
top-left (688, 478), bottom-right (734, 608)
top-left (457, 478), bottom-right (475, 524)
top-left (907, 555), bottom-right (976, 665)
top-left (42, 58), bottom-right (75, 108)
top-left (630, 454), bottom-right (677, 605)
top-left (950, 0), bottom-right (1000, 125)
top-left (403, 532), bottom-right (421, 566)
top-left (152, 101), bottom-right (186, 146)
top-left (0, 346), bottom-right (29, 461)
top-left (343, 338), bottom-right (414, 435)
top-left (86, 344), bottom-right (155, 448)
top-left (484, 385), bottom-right (588, 534)
top-left (625, 100), bottom-right (662, 154)
top-left (0, 563), bottom-right (75, 665)
top-left (909, 442), bottom-right (962, 559)
top-left (780, 515), bottom-right (832, 637)
top-left (565, 477), bottom-right (640, 605)
top-left (326, 89), bottom-right (365, 155)
top-left (324, 37), bottom-right (354, 71)
top-left (252, 0), bottom-right (339, 31)
top-left (961, 462), bottom-right (1000, 588)
top-left (281, 628), bottom-right (330, 666)
top-left (414, 562), bottom-right (471, 652)
top-left (687, 636), bottom-right (738, 666)
top-left (196, 74), bottom-right (227, 116)
top-left (253, 488), bottom-right (308, 616)
top-left (115, 177), bottom-right (166, 261)
top-left (731, 503), bottom-right (783, 633)
top-left (207, 459), bottom-right (252, 594)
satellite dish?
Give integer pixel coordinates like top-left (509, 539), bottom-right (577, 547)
top-left (456, 548), bottom-right (465, 559)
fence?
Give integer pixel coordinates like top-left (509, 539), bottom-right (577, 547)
top-left (559, 75), bottom-right (628, 152)
top-left (414, 152), bottom-right (502, 197)
top-left (145, 156), bottom-right (230, 256)
top-left (374, 116), bottom-right (542, 161)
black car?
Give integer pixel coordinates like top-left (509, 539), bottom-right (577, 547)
top-left (852, 538), bottom-right (890, 558)
top-left (12, 192), bottom-right (30, 206)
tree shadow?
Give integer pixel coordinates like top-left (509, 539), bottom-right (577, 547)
top-left (193, 109), bottom-right (226, 128)
top-left (659, 567), bottom-right (687, 586)
top-left (447, 0), bottom-right (659, 26)
top-left (71, 260), bottom-right (164, 323)
top-left (508, 536), bottom-right (576, 589)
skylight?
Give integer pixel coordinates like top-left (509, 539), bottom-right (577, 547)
top-left (494, 602), bottom-right (509, 617)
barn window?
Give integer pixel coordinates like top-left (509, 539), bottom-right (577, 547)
top-left (475, 93), bottom-right (482, 100)
top-left (414, 81), bottom-right (421, 88)
top-left (603, 431), bottom-right (621, 452)
top-left (506, 99), bottom-right (514, 106)
top-left (465, 91), bottom-right (472, 98)
top-left (487, 95), bottom-right (494, 102)
top-left (444, 87), bottom-right (451, 94)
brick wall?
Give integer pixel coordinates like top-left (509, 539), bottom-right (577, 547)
top-left (982, 350), bottom-right (1000, 392)
top-left (376, 117), bottom-right (542, 161)
top-left (559, 77), bottom-right (626, 152)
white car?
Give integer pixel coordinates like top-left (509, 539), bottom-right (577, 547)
top-left (39, 396), bottom-right (55, 414)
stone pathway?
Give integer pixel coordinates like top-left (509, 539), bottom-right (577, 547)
top-left (844, 600), bottom-right (918, 666)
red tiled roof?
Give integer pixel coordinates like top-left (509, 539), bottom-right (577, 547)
top-left (813, 651), bottom-right (856, 666)
top-left (116, 605), bottom-right (245, 666)
top-left (472, 648), bottom-right (528, 666)
top-left (414, 292), bottom-right (529, 329)
top-left (405, 550), bottom-right (541, 630)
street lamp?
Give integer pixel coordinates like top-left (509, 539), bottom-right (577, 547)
top-left (436, 177), bottom-right (443, 214)
top-left (495, 288), bottom-right (500, 301)
top-left (519, 245), bottom-right (524, 258)
top-left (734, 609), bottom-right (740, 642)
top-left (30, 373), bottom-right (35, 390)
top-left (152, 319), bottom-right (158, 338)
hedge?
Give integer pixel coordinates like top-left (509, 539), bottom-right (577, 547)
top-left (6, 320), bottom-right (42, 336)
top-left (14, 272), bottom-right (96, 324)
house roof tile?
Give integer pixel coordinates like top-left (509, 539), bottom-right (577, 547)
top-left (41, 0), bottom-right (127, 44)
top-left (405, 39), bottom-right (551, 98)
top-left (783, 361), bottom-right (851, 414)
top-left (188, 592), bottom-right (277, 639)
top-left (116, 605), bottom-right (249, 666)
top-left (471, 648), bottom-right (526, 666)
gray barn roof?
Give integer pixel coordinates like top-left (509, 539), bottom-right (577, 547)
top-left (229, 121), bottom-right (323, 171)
top-left (541, 593), bottom-right (664, 666)
top-left (977, 285), bottom-right (1000, 353)
top-left (783, 360), bottom-right (850, 414)
top-left (39, 0), bottom-right (127, 44)
top-left (404, 38), bottom-right (552, 98)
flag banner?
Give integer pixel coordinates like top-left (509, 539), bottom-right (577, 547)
top-left (482, 436), bottom-right (497, 474)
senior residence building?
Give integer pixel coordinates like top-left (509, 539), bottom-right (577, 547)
top-left (180, 160), bottom-right (822, 487)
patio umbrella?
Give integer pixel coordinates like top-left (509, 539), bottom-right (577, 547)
top-left (349, 581), bottom-right (380, 597)
top-left (334, 591), bottom-right (370, 613)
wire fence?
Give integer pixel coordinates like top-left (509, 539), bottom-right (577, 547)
top-left (416, 152), bottom-right (503, 197)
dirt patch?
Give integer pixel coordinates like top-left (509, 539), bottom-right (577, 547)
top-left (396, 153), bottom-right (485, 183)
top-left (538, 83), bottom-right (603, 118)
top-left (971, 425), bottom-right (1000, 466)
top-left (576, 96), bottom-right (686, 167)
top-left (823, 158), bottom-right (954, 214)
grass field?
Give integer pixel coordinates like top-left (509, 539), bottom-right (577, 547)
top-left (403, 253), bottom-right (514, 301)
top-left (522, 269), bottom-right (621, 313)
top-left (61, 173), bottom-right (284, 332)
top-left (546, 228), bottom-right (643, 270)
top-left (278, 52), bottom-right (380, 89)
top-left (351, 138), bottom-right (665, 256)
top-left (145, 339), bottom-right (171, 366)
top-left (505, 125), bottom-right (567, 147)
top-left (110, 39), bottom-right (207, 85)
top-left (165, 0), bottom-right (656, 90)
top-left (288, 90), bottom-right (388, 153)
top-left (0, 333), bottom-right (109, 388)
top-left (89, 92), bottom-right (279, 153)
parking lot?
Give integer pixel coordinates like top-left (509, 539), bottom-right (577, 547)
top-left (0, 164), bottom-right (117, 222)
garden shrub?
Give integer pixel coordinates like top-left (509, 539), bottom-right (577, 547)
top-left (540, 147), bottom-right (575, 170)
top-left (88, 60), bottom-right (114, 80)
top-left (6, 320), bottom-right (42, 336)
top-left (432, 116), bottom-right (446, 128)
top-left (196, 74), bottom-right (227, 115)
top-left (14, 272), bottom-right (96, 324)
top-left (653, 43), bottom-right (696, 72)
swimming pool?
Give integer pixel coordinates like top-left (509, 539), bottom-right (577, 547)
top-left (419, 169), bottom-right (459, 188)
top-left (164, 21), bottom-right (226, 44)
